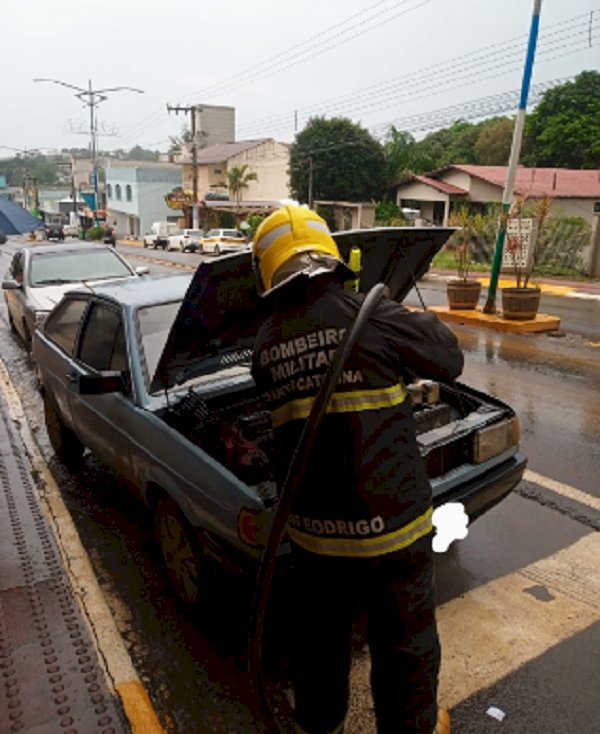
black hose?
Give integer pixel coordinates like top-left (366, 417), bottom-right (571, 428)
top-left (248, 282), bottom-right (388, 731)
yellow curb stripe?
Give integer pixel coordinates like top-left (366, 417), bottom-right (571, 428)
top-left (475, 276), bottom-right (575, 297)
top-left (117, 681), bottom-right (167, 734)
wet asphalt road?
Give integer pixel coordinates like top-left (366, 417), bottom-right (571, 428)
top-left (1, 239), bottom-right (599, 733)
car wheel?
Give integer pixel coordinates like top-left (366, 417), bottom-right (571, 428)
top-left (155, 497), bottom-right (204, 607)
top-left (21, 320), bottom-right (32, 352)
top-left (43, 392), bottom-right (85, 467)
top-left (143, 241), bottom-right (149, 248)
top-left (214, 244), bottom-right (221, 256)
top-left (7, 309), bottom-right (17, 335)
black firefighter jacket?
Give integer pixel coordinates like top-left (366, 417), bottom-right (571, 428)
top-left (251, 275), bottom-right (464, 558)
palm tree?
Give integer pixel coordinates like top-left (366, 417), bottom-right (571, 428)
top-left (227, 164), bottom-right (258, 224)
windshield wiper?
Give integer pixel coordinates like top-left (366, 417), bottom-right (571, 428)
top-left (33, 278), bottom-right (76, 285)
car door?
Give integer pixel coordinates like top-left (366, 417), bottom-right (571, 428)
top-left (39, 296), bottom-right (91, 430)
top-left (67, 301), bottom-right (135, 480)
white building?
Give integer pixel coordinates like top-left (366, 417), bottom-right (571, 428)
top-left (105, 161), bottom-right (183, 237)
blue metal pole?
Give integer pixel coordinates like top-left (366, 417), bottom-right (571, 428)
top-left (483, 0), bottom-right (542, 313)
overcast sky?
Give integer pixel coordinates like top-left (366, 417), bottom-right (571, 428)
top-left (2, 0), bottom-right (599, 156)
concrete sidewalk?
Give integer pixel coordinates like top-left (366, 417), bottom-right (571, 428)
top-left (0, 360), bottom-right (165, 734)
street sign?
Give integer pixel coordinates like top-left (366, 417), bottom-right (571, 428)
top-left (502, 218), bottom-right (539, 271)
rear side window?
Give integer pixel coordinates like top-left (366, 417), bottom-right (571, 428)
top-left (78, 304), bottom-right (127, 372)
top-left (44, 298), bottom-right (88, 356)
top-left (224, 230), bottom-right (243, 238)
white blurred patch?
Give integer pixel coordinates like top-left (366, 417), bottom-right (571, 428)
top-left (486, 706), bottom-right (506, 722)
top-left (432, 502), bottom-right (469, 553)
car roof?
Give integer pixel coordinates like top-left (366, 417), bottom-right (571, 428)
top-left (64, 272), bottom-right (192, 308)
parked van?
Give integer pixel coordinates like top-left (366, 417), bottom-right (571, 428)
top-left (143, 221), bottom-right (178, 249)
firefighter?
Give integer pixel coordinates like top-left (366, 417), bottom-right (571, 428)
top-left (251, 205), bottom-right (462, 734)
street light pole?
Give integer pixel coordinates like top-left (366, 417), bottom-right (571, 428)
top-left (33, 78), bottom-right (144, 224)
top-left (482, 0), bottom-right (542, 313)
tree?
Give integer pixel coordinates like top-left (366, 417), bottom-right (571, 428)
top-left (125, 146), bottom-right (160, 162)
top-left (289, 117), bottom-right (387, 203)
top-left (168, 126), bottom-right (193, 156)
top-left (474, 117), bottom-right (515, 165)
top-left (227, 164), bottom-right (258, 206)
top-left (523, 71), bottom-right (600, 169)
top-left (382, 126), bottom-right (434, 183)
top-left (413, 120), bottom-right (480, 171)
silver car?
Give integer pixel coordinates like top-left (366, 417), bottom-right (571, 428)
top-left (2, 241), bottom-right (148, 349)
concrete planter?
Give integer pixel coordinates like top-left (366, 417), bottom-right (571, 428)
top-left (447, 279), bottom-right (482, 310)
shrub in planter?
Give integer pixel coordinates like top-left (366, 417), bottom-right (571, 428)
top-left (445, 208), bottom-right (483, 309)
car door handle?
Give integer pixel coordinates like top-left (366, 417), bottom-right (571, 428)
top-left (66, 372), bottom-right (78, 383)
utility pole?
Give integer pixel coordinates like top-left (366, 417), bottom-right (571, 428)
top-left (33, 78), bottom-right (144, 225)
top-left (308, 157), bottom-right (314, 210)
top-left (167, 104), bottom-right (201, 229)
top-left (483, 0), bottom-right (542, 313)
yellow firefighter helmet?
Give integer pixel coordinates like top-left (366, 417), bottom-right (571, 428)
top-left (252, 205), bottom-right (352, 295)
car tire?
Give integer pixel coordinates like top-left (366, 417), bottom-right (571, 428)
top-left (214, 244), bottom-right (221, 256)
top-left (43, 392), bottom-right (85, 468)
top-left (21, 320), bottom-right (32, 352)
top-left (155, 497), bottom-right (204, 608)
top-left (7, 309), bottom-right (17, 335)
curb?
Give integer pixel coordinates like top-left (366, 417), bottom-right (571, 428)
top-left (0, 358), bottom-right (166, 734)
top-left (428, 306), bottom-right (561, 333)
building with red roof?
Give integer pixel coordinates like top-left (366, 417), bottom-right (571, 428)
top-left (393, 165), bottom-right (600, 274)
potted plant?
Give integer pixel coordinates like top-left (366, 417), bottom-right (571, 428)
top-left (501, 195), bottom-right (551, 320)
top-left (445, 207), bottom-right (483, 310)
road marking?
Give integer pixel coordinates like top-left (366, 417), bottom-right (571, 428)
top-left (0, 358), bottom-right (167, 734)
top-left (523, 469), bottom-right (600, 512)
top-left (347, 531), bottom-right (600, 728)
top-left (436, 531), bottom-right (600, 708)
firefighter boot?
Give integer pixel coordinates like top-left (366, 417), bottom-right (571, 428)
top-left (434, 707), bottom-right (451, 734)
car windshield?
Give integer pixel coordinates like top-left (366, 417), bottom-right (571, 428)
top-left (136, 300), bottom-right (182, 389)
top-left (224, 230), bottom-right (242, 238)
top-left (29, 250), bottom-right (132, 286)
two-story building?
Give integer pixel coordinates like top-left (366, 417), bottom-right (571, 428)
top-left (105, 161), bottom-right (183, 237)
top-left (176, 138), bottom-right (290, 226)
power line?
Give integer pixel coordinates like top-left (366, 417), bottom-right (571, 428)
top-left (238, 13), bottom-right (599, 137)
top-left (117, 0), bottom-right (432, 146)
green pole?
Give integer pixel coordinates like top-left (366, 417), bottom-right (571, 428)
top-left (483, 0), bottom-right (542, 314)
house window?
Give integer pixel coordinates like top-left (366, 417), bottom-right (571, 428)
top-left (214, 169), bottom-right (222, 174)
top-left (115, 184), bottom-right (122, 200)
top-left (107, 184), bottom-right (113, 199)
top-left (126, 185), bottom-right (132, 202)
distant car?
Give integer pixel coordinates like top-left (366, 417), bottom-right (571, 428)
top-left (44, 224), bottom-right (65, 241)
top-left (167, 229), bottom-right (204, 253)
top-left (201, 228), bottom-right (247, 256)
top-left (63, 223), bottom-right (79, 238)
top-left (143, 221), bottom-right (178, 249)
top-left (32, 230), bottom-right (526, 609)
top-left (2, 242), bottom-right (149, 349)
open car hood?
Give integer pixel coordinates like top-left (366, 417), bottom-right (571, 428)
top-left (151, 226), bottom-right (454, 391)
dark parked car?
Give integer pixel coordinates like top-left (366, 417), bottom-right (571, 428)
top-left (32, 229), bottom-right (527, 607)
top-left (2, 242), bottom-right (149, 349)
top-left (45, 224), bottom-right (65, 241)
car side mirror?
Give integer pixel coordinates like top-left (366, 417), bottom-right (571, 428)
top-left (78, 371), bottom-right (126, 395)
top-left (135, 266), bottom-right (150, 276)
top-left (2, 279), bottom-right (22, 290)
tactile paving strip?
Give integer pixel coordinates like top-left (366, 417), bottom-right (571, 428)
top-left (0, 400), bottom-right (129, 733)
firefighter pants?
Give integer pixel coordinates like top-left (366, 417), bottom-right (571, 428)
top-left (290, 533), bottom-right (440, 734)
